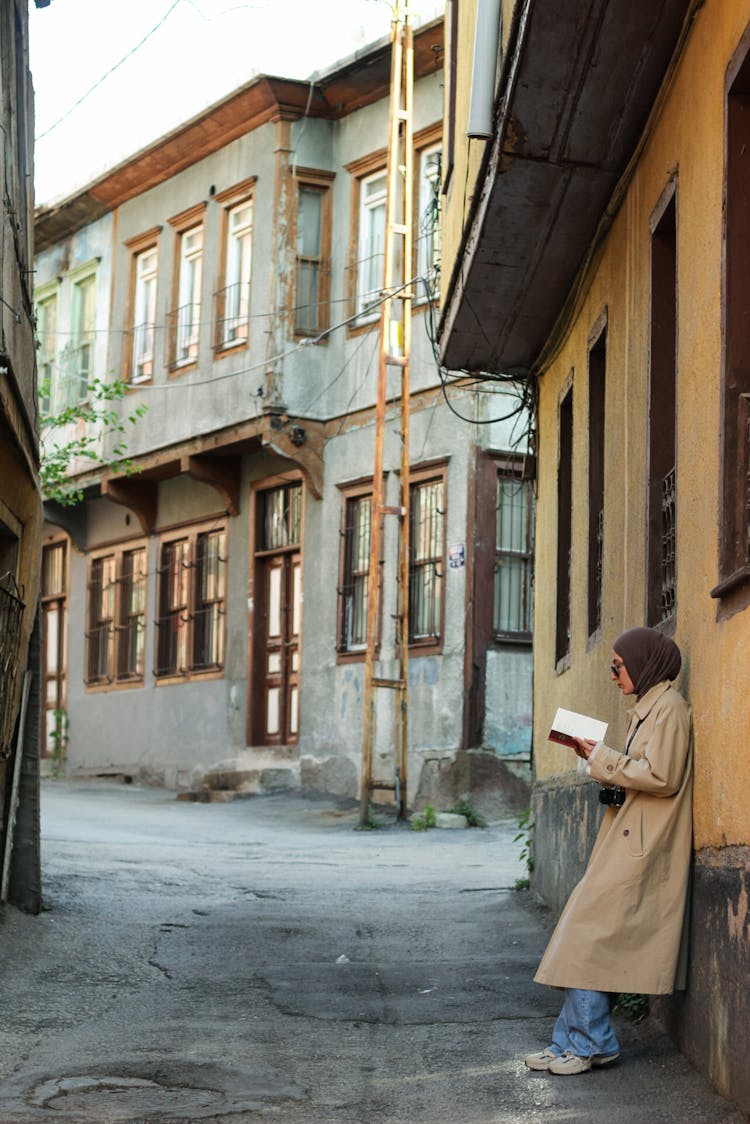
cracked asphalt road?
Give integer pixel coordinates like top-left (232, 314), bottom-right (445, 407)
top-left (0, 780), bottom-right (744, 1123)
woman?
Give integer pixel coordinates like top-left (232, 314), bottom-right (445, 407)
top-left (525, 627), bottom-right (693, 1076)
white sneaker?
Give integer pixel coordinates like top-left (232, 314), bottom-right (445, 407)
top-left (524, 1048), bottom-right (559, 1071)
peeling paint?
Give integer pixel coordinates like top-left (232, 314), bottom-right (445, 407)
top-left (727, 878), bottom-right (749, 944)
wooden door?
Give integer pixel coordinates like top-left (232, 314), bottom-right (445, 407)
top-left (259, 551), bottom-right (301, 745)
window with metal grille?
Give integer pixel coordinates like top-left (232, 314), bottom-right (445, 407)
top-left (86, 555), bottom-right (116, 684)
top-left (262, 484), bottom-right (302, 551)
top-left (556, 387), bottom-right (573, 666)
top-left (118, 548), bottom-right (147, 679)
top-left (193, 530), bottom-right (227, 669)
top-left (85, 546), bottom-right (146, 686)
top-left (494, 473), bottom-right (534, 640)
top-left (409, 476), bottom-right (445, 644)
top-left (0, 569), bottom-right (24, 758)
top-left (713, 45), bottom-right (750, 606)
top-left (648, 187), bottom-right (677, 626)
top-left (339, 492), bottom-right (372, 652)
top-left (155, 526), bottom-right (227, 678)
top-left (588, 323), bottom-right (606, 638)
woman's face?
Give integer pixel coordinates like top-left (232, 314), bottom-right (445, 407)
top-left (610, 650), bottom-right (636, 695)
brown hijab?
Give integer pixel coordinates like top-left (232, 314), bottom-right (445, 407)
top-left (613, 627), bottom-right (682, 698)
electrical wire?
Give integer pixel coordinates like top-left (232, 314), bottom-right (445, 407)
top-left (36, 0), bottom-right (183, 141)
top-left (419, 275), bottom-right (536, 442)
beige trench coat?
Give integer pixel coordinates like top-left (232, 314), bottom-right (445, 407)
top-left (534, 681), bottom-right (693, 995)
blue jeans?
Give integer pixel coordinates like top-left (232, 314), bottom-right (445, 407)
top-left (550, 989), bottom-right (620, 1058)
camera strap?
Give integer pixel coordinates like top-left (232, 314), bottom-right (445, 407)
top-left (625, 717), bottom-right (644, 755)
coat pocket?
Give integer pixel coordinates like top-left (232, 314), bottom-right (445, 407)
top-left (622, 807), bottom-right (645, 858)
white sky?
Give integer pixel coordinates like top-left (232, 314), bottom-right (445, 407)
top-left (30, 0), bottom-right (445, 208)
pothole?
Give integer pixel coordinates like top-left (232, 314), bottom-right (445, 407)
top-left (30, 1075), bottom-right (228, 1119)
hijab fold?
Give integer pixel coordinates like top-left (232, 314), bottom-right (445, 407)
top-left (613, 627), bottom-right (682, 698)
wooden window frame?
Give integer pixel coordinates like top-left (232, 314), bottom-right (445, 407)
top-left (346, 150), bottom-right (389, 332)
top-left (647, 182), bottom-right (678, 631)
top-left (712, 32), bottom-right (750, 613)
top-left (166, 202), bottom-right (206, 375)
top-left (214, 178), bottom-right (256, 357)
top-left (493, 456), bottom-right (534, 644)
top-left (247, 473), bottom-right (305, 747)
top-left (587, 314), bottom-right (607, 643)
top-left (291, 168), bottom-right (334, 339)
top-left (408, 462), bottom-right (447, 654)
top-left (336, 476), bottom-right (385, 663)
top-left (556, 382), bottom-right (574, 670)
top-left (443, 0), bottom-right (458, 196)
top-left (67, 262), bottom-right (97, 406)
top-left (124, 226), bottom-right (161, 386)
top-left (41, 536), bottom-right (68, 756)
top-left (85, 540), bottom-right (148, 691)
top-left (413, 124), bottom-right (442, 306)
top-left (35, 282), bottom-right (59, 413)
top-left (154, 520), bottom-right (227, 684)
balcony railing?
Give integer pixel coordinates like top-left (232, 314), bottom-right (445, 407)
top-left (166, 303), bottom-right (201, 369)
top-left (0, 572), bottom-right (25, 758)
top-left (213, 283), bottom-right (250, 351)
top-left (129, 321), bottom-right (156, 383)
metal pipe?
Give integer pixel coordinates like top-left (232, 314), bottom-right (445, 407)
top-left (466, 0), bottom-right (502, 139)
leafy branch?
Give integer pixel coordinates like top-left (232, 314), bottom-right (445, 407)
top-left (39, 377), bottom-right (147, 506)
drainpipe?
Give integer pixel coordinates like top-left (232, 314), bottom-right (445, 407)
top-left (466, 0), bottom-right (502, 139)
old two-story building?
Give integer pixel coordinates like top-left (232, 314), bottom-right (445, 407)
top-left (439, 0), bottom-right (749, 1112)
top-left (1, 0), bottom-right (45, 914)
top-left (34, 14), bottom-right (534, 811)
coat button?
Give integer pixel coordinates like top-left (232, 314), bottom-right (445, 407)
top-left (606, 764), bottom-right (614, 773)
top-left (623, 829), bottom-right (630, 836)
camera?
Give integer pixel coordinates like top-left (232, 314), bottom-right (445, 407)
top-left (599, 785), bottom-right (626, 807)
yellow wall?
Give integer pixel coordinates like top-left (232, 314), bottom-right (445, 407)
top-left (532, 0), bottom-right (750, 850)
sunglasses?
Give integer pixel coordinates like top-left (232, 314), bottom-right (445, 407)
top-left (610, 661), bottom-right (624, 677)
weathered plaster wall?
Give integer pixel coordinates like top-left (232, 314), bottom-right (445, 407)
top-left (298, 386), bottom-right (477, 799)
top-left (105, 122), bottom-right (278, 459)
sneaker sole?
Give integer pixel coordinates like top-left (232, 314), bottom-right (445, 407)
top-left (591, 1053), bottom-right (620, 1067)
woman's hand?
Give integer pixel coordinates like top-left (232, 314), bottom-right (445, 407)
top-left (571, 737), bottom-right (597, 760)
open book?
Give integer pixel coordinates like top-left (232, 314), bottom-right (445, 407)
top-left (548, 707), bottom-right (608, 749)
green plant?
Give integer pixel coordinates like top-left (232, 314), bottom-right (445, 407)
top-left (514, 808), bottom-right (535, 876)
top-left (449, 798), bottom-right (487, 828)
top-left (47, 707), bottom-right (68, 777)
top-left (410, 803), bottom-right (437, 831)
top-left (514, 876), bottom-right (531, 891)
top-left (613, 993), bottom-right (649, 1023)
top-left (40, 377), bottom-right (148, 506)
top-left (356, 802), bottom-right (384, 831)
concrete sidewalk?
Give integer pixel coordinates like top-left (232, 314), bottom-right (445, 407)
top-left (0, 782), bottom-right (744, 1122)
